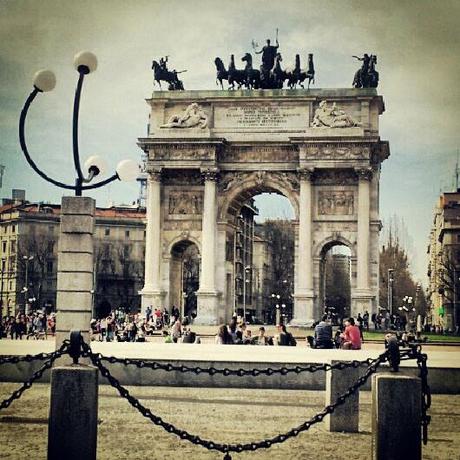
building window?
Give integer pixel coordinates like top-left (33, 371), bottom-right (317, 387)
top-left (1, 259), bottom-right (5, 271)
top-left (125, 230), bottom-right (130, 238)
top-left (2, 241), bottom-right (6, 253)
top-left (47, 241), bottom-right (55, 253)
top-left (105, 228), bottom-right (110, 236)
top-left (11, 225), bottom-right (15, 233)
top-left (47, 260), bottom-right (53, 273)
top-left (10, 240), bottom-right (16, 253)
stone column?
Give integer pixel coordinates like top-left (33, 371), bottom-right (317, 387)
top-left (196, 170), bottom-right (219, 324)
top-left (141, 171), bottom-right (164, 312)
top-left (292, 169), bottom-right (315, 326)
top-left (352, 168), bottom-right (373, 316)
top-left (55, 196), bottom-right (95, 349)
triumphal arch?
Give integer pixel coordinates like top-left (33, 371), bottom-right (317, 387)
top-left (139, 88), bottom-right (389, 325)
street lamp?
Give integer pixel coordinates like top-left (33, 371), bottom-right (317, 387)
top-left (22, 255), bottom-right (34, 314)
top-left (271, 293), bottom-right (281, 325)
top-left (387, 268), bottom-right (394, 316)
top-left (242, 265), bottom-right (251, 322)
top-left (19, 51), bottom-right (140, 196)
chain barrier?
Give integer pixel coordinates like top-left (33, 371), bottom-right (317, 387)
top-left (0, 341), bottom-right (69, 411)
top-left (0, 334), bottom-right (431, 458)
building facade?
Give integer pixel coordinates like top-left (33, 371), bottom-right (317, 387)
top-left (0, 196), bottom-right (146, 318)
top-left (427, 191), bottom-right (460, 331)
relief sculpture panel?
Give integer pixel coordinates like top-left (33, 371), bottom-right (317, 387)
top-left (169, 191), bottom-right (203, 215)
top-left (318, 191), bottom-right (354, 215)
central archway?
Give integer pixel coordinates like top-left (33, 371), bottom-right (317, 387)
top-left (218, 173), bottom-right (298, 323)
top-left (169, 240), bottom-right (200, 320)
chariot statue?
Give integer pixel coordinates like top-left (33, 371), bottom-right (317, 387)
top-left (152, 56), bottom-right (186, 90)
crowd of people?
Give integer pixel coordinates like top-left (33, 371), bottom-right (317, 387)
top-left (0, 311), bottom-right (56, 340)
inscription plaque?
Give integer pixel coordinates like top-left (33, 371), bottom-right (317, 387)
top-left (215, 104), bottom-right (308, 129)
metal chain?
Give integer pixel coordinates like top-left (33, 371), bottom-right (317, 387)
top-left (416, 352), bottom-right (431, 445)
top-left (0, 350), bottom-right (66, 366)
top-left (93, 351), bottom-right (380, 376)
top-left (83, 340), bottom-right (386, 459)
top-left (0, 341), bottom-right (69, 411)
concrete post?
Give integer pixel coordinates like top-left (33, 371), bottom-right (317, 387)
top-left (48, 366), bottom-right (98, 460)
top-left (325, 361), bottom-right (360, 432)
top-left (55, 196), bottom-right (95, 350)
top-left (372, 374), bottom-right (422, 460)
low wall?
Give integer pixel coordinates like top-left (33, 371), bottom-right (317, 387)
top-left (1, 358), bottom-right (458, 394)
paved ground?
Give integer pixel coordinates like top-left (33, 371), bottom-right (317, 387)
top-left (0, 383), bottom-right (459, 459)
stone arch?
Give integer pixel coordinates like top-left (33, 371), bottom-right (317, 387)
top-left (218, 171), bottom-right (299, 222)
top-left (313, 235), bottom-right (356, 260)
top-left (166, 234), bottom-right (201, 257)
top-left (168, 239), bottom-right (200, 318)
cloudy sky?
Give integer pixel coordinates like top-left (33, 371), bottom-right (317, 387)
top-left (1, 0), bottom-right (459, 283)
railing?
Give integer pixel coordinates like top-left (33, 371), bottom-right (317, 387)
top-left (0, 332), bottom-right (431, 459)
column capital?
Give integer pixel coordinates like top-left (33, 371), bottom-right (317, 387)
top-left (355, 167), bottom-right (373, 181)
top-left (201, 168), bottom-right (219, 182)
top-left (149, 170), bottom-right (162, 183)
top-left (297, 168), bottom-right (315, 182)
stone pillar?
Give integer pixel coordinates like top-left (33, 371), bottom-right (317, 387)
top-left (55, 196), bottom-right (95, 349)
top-left (352, 168), bottom-right (373, 316)
top-left (196, 170), bottom-right (219, 324)
top-left (292, 169), bottom-right (315, 326)
top-left (372, 375), bottom-right (422, 460)
top-left (48, 366), bottom-right (98, 460)
top-left (141, 171), bottom-right (164, 312)
top-left (325, 361), bottom-right (360, 432)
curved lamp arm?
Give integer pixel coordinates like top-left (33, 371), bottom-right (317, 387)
top-left (19, 88), bottom-right (76, 191)
top-left (81, 173), bottom-right (118, 190)
top-left (73, 71), bottom-right (85, 181)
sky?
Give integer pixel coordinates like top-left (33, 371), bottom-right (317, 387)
top-left (1, 0), bottom-right (459, 284)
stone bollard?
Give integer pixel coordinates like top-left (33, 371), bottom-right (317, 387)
top-left (325, 360), bottom-right (360, 432)
top-left (372, 374), bottom-right (421, 460)
top-left (48, 365), bottom-right (98, 460)
top-left (55, 196), bottom-right (95, 352)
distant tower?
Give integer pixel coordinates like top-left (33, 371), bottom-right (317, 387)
top-left (137, 152), bottom-right (148, 207)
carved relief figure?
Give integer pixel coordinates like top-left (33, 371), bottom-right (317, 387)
top-left (169, 191), bottom-right (203, 215)
top-left (318, 191), bottom-right (354, 215)
top-left (312, 100), bottom-right (361, 128)
top-left (161, 103), bottom-right (208, 129)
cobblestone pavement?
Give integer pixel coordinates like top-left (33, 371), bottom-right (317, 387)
top-left (0, 383), bottom-right (459, 459)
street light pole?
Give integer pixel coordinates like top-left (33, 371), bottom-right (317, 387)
top-left (243, 265), bottom-right (251, 322)
top-left (388, 268), bottom-right (394, 316)
top-left (22, 255), bottom-right (34, 314)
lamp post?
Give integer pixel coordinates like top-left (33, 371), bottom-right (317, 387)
top-left (271, 293), bottom-right (281, 325)
top-left (387, 268), bottom-right (394, 316)
top-left (22, 255), bottom-right (34, 314)
top-left (20, 51), bottom-right (140, 348)
top-left (242, 265), bottom-right (251, 322)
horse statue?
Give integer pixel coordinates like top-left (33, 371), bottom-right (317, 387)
top-left (241, 53), bottom-right (260, 89)
top-left (151, 60), bottom-right (185, 91)
top-left (214, 57), bottom-right (228, 89)
top-left (352, 54), bottom-right (378, 88)
top-left (270, 53), bottom-right (285, 89)
top-left (227, 54), bottom-right (246, 90)
top-left (286, 54), bottom-right (315, 89)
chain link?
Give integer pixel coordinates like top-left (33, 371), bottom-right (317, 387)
top-left (94, 351), bottom-right (378, 377)
top-left (83, 340), bottom-right (386, 458)
top-left (0, 341), bottom-right (69, 411)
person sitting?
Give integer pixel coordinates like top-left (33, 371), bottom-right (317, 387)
top-left (215, 324), bottom-right (233, 344)
top-left (340, 317), bottom-right (362, 350)
top-left (253, 326), bottom-right (272, 345)
top-left (307, 315), bottom-right (334, 349)
top-left (276, 324), bottom-right (297, 346)
top-left (181, 327), bottom-right (200, 343)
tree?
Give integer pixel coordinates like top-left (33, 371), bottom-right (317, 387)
top-left (437, 249), bottom-right (460, 329)
top-left (260, 220), bottom-right (294, 319)
top-left (379, 227), bottom-right (426, 315)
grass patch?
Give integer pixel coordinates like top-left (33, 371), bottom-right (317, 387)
top-left (362, 331), bottom-right (460, 343)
